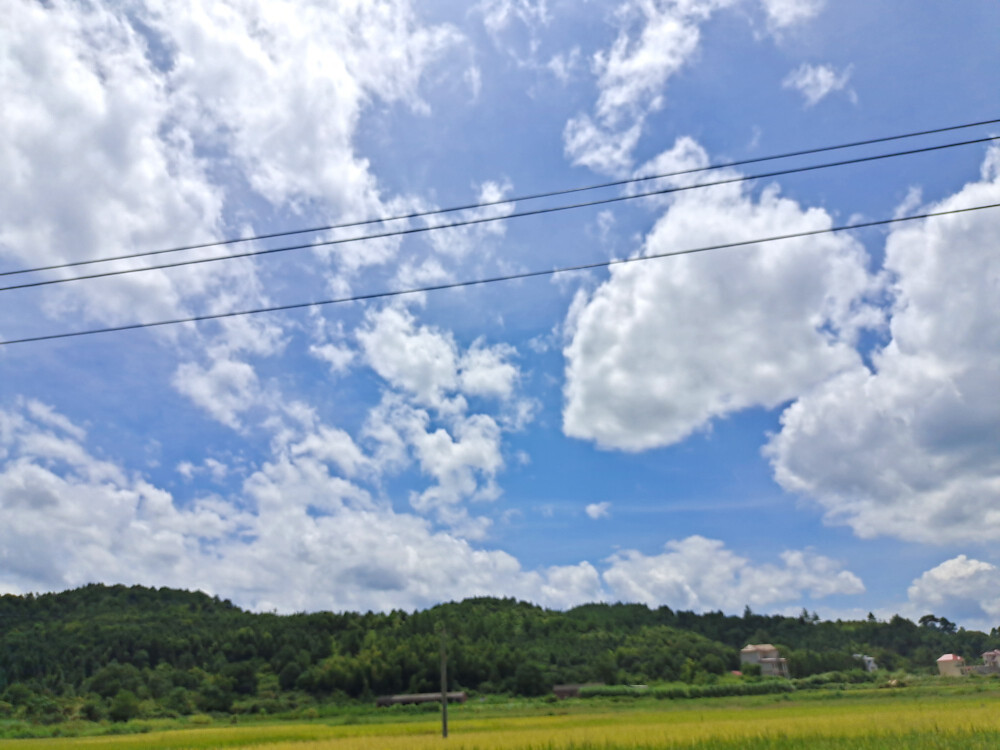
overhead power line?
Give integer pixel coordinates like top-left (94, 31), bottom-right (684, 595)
top-left (1, 116), bottom-right (998, 280)
top-left (2, 202), bottom-right (997, 347)
top-left (2, 134), bottom-right (997, 294)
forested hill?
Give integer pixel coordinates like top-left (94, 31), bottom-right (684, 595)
top-left (1, 584), bottom-right (997, 718)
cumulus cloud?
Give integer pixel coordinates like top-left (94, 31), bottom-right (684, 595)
top-left (359, 307), bottom-right (463, 409)
top-left (0, 0), bottom-right (460, 351)
top-left (767, 147), bottom-right (1000, 544)
top-left (173, 358), bottom-right (262, 430)
top-left (1, 402), bottom-right (866, 616)
top-left (0, 0), bottom-right (225, 331)
top-left (906, 556), bottom-right (1000, 631)
top-left (0, 402), bottom-right (600, 612)
top-left (563, 137), bottom-right (880, 451)
top-left (359, 306), bottom-right (523, 409)
top-left (0, 404), bottom-right (252, 594)
top-left (603, 535), bottom-right (864, 612)
top-left (783, 62), bottom-right (854, 106)
top-left (355, 306), bottom-right (535, 532)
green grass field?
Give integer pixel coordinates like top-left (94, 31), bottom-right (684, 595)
top-left (4, 684), bottom-right (1000, 750)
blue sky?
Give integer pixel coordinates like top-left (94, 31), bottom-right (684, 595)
top-left (2, 0), bottom-right (999, 630)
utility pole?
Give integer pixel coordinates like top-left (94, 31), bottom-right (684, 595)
top-left (439, 624), bottom-right (448, 738)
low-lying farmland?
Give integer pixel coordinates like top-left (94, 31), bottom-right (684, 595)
top-left (5, 688), bottom-right (1000, 750)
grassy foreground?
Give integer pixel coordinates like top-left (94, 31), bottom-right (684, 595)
top-left (4, 689), bottom-right (1000, 749)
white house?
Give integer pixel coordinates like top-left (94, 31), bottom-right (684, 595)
top-left (740, 644), bottom-right (790, 678)
top-left (936, 653), bottom-right (964, 677)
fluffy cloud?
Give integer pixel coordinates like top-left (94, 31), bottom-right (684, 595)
top-left (0, 1), bottom-right (225, 331)
top-left (783, 63), bottom-right (854, 106)
top-left (563, 0), bottom-right (826, 175)
top-left (767, 148), bottom-right (1000, 543)
top-left (759, 0), bottom-right (825, 29)
top-left (359, 306), bottom-right (522, 409)
top-left (359, 307), bottom-right (463, 409)
top-left (603, 535), bottom-right (864, 612)
top-left (160, 0), bottom-right (457, 219)
top-left (2, 402), bottom-right (866, 616)
top-left (564, 0), bottom-right (736, 174)
top-left (0, 401), bottom-right (252, 594)
top-left (0, 0), bottom-right (459, 348)
top-left (173, 357), bottom-right (262, 429)
top-left (563, 138), bottom-right (879, 451)
top-left (906, 556), bottom-right (1000, 631)
top-left (0, 401), bottom-right (600, 612)
top-left (356, 306), bottom-right (533, 532)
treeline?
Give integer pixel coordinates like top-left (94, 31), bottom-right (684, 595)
top-left (0, 584), bottom-right (997, 723)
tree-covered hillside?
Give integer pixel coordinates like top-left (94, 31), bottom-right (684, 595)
top-left (0, 584), bottom-right (996, 723)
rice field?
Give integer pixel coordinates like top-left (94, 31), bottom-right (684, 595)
top-left (5, 691), bottom-right (1000, 749)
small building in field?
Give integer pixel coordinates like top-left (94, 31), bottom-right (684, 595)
top-left (936, 653), bottom-right (964, 677)
top-left (375, 691), bottom-right (467, 707)
top-left (853, 653), bottom-right (878, 672)
top-left (740, 644), bottom-right (789, 678)
top-left (983, 650), bottom-right (1000, 670)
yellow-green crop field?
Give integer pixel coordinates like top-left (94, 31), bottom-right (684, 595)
top-left (6, 692), bottom-right (1000, 750)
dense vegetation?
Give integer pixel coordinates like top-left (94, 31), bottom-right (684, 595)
top-left (0, 584), bottom-right (996, 725)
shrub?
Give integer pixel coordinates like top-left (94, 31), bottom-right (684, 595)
top-left (108, 690), bottom-right (140, 722)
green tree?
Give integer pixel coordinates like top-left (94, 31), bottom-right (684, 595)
top-left (108, 689), bottom-right (140, 722)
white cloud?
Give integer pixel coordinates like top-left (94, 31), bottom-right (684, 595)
top-left (1, 402), bottom-right (869, 616)
top-left (564, 0), bottom-right (736, 175)
top-left (479, 0), bottom-right (551, 35)
top-left (358, 306), bottom-right (462, 409)
top-left (548, 47), bottom-right (581, 83)
top-left (603, 535), bottom-right (864, 612)
top-left (408, 412), bottom-right (505, 512)
top-left (0, 0), bottom-right (461, 356)
top-left (422, 180), bottom-right (515, 262)
top-left (592, 1), bottom-right (722, 128)
top-left (906, 556), bottom-right (1000, 631)
top-left (783, 63), bottom-right (854, 106)
top-left (459, 340), bottom-right (520, 400)
top-left (161, 0), bottom-right (458, 218)
top-left (476, 0), bottom-right (551, 68)
top-left (355, 309), bottom-right (532, 531)
top-left (359, 305), bottom-right (523, 409)
top-left (586, 501), bottom-right (611, 519)
top-left (0, 402), bottom-right (600, 613)
top-left (767, 147), bottom-right (1000, 544)
top-left (309, 342), bottom-right (356, 375)
top-left (173, 357), bottom-right (262, 429)
top-left (563, 138), bottom-right (880, 451)
top-left (0, 404), bottom-right (251, 594)
top-left (0, 0), bottom-right (226, 331)
top-left (564, 115), bottom-right (644, 176)
top-left (759, 0), bottom-right (825, 30)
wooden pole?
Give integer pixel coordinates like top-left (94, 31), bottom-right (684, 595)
top-left (440, 625), bottom-right (448, 738)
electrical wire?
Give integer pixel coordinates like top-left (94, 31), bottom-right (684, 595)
top-left (2, 134), bottom-right (996, 294)
top-left (1, 116), bottom-right (998, 279)
top-left (2, 201), bottom-right (997, 347)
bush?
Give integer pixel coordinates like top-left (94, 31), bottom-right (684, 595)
top-left (108, 690), bottom-right (140, 722)
top-left (80, 699), bottom-right (104, 722)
